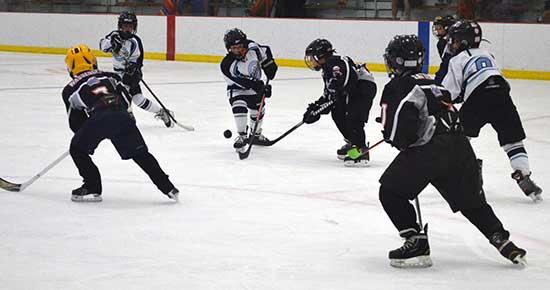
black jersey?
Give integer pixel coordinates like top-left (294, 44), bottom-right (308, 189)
top-left (319, 55), bottom-right (375, 102)
top-left (379, 73), bottom-right (452, 151)
top-left (62, 70), bottom-right (130, 132)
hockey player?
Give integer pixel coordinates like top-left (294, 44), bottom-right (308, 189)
top-left (379, 34), bottom-right (526, 268)
top-left (99, 11), bottom-right (173, 128)
top-left (442, 20), bottom-right (543, 202)
top-left (62, 44), bottom-right (179, 202)
top-left (220, 28), bottom-right (278, 152)
top-left (302, 39), bottom-right (377, 167)
top-left (432, 15), bottom-right (456, 59)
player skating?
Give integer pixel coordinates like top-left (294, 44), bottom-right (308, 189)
top-left (100, 11), bottom-right (173, 128)
top-left (442, 20), bottom-right (542, 202)
top-left (220, 28), bottom-right (278, 153)
top-left (62, 44), bottom-right (179, 202)
top-left (302, 39), bottom-right (377, 166)
top-left (378, 35), bottom-right (526, 268)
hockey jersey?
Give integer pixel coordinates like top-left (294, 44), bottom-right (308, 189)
top-left (380, 73), bottom-right (452, 151)
top-left (220, 40), bottom-right (274, 97)
top-left (62, 70), bottom-right (130, 133)
top-left (99, 31), bottom-right (144, 74)
top-left (441, 48), bottom-right (504, 103)
top-left (320, 55), bottom-right (375, 102)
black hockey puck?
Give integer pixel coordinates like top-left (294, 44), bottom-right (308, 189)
top-left (223, 129), bottom-right (232, 139)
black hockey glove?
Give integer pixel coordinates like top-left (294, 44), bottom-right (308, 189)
top-left (110, 32), bottom-right (123, 54)
top-left (303, 102), bottom-right (322, 124)
top-left (261, 58), bottom-right (278, 80)
top-left (303, 97), bottom-right (334, 124)
top-left (251, 80), bottom-right (271, 97)
top-left (434, 102), bottom-right (462, 135)
top-left (263, 84), bottom-right (272, 98)
top-left (122, 62), bottom-right (142, 87)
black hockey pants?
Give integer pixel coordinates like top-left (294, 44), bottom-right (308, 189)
top-left (331, 80), bottom-right (376, 148)
top-left (70, 110), bottom-right (174, 195)
top-left (378, 133), bottom-right (505, 238)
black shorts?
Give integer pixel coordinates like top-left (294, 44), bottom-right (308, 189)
top-left (71, 111), bottom-right (148, 160)
top-left (379, 134), bottom-right (484, 212)
top-left (460, 87), bottom-right (526, 146)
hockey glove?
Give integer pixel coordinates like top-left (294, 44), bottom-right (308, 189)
top-left (434, 103), bottom-right (462, 135)
top-left (303, 102), bottom-right (321, 124)
top-left (261, 58), bottom-right (278, 80)
top-left (122, 63), bottom-right (142, 87)
top-left (110, 32), bottom-right (123, 54)
top-left (251, 80), bottom-right (267, 96)
top-left (263, 84), bottom-right (272, 98)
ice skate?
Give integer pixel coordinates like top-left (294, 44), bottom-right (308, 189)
top-left (389, 225), bottom-right (432, 268)
top-left (155, 108), bottom-right (174, 128)
top-left (250, 129), bottom-right (270, 146)
top-left (165, 187), bottom-right (179, 202)
top-left (337, 140), bottom-right (352, 160)
top-left (71, 185), bottom-right (102, 202)
top-left (344, 146), bottom-right (369, 167)
top-left (233, 132), bottom-right (248, 153)
top-left (490, 231), bottom-right (527, 266)
top-left (511, 170), bottom-right (543, 202)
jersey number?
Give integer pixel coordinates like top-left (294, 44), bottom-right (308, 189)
top-left (475, 57), bottom-right (493, 71)
top-left (91, 86), bottom-right (109, 96)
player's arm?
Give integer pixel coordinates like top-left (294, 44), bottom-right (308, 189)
top-left (62, 86), bottom-right (88, 133)
top-left (258, 44), bottom-right (278, 80)
top-left (220, 55), bottom-right (265, 94)
top-left (99, 30), bottom-right (122, 53)
top-left (441, 57), bottom-right (464, 103)
top-left (325, 57), bottom-right (357, 100)
top-left (380, 86), bottom-right (421, 151)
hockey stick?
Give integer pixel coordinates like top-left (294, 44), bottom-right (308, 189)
top-left (140, 79), bottom-right (195, 131)
top-left (414, 197), bottom-right (424, 229)
top-left (238, 80), bottom-right (270, 160)
top-left (0, 150), bottom-right (70, 192)
top-left (264, 120), bottom-right (304, 146)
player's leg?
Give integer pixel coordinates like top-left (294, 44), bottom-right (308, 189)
top-left (69, 114), bottom-right (110, 202)
top-left (490, 89), bottom-right (542, 201)
top-left (229, 94), bottom-right (249, 150)
top-left (246, 94), bottom-right (270, 145)
top-left (109, 112), bottom-right (178, 201)
top-left (379, 147), bottom-right (435, 268)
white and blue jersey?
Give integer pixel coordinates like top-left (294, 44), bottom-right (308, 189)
top-left (442, 48), bottom-right (505, 103)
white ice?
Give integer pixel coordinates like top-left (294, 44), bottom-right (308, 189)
top-left (1, 52), bottom-right (549, 290)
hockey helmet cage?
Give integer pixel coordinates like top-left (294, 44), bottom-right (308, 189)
top-left (432, 15), bottom-right (456, 38)
top-left (304, 39), bottom-right (335, 71)
top-left (118, 11), bottom-right (138, 33)
top-left (65, 44), bottom-right (98, 78)
top-left (383, 34), bottom-right (425, 77)
top-left (447, 20), bottom-right (482, 54)
top-left (224, 28), bottom-right (247, 50)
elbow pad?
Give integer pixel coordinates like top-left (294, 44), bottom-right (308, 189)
top-left (261, 58), bottom-right (278, 80)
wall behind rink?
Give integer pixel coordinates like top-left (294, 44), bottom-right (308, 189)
top-left (1, 12), bottom-right (549, 80)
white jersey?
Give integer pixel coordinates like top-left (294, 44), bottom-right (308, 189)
top-left (442, 48), bottom-right (503, 102)
top-left (99, 31), bottom-right (144, 75)
top-left (220, 41), bottom-right (272, 97)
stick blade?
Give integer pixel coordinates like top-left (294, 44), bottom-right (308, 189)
top-left (0, 177), bottom-right (22, 192)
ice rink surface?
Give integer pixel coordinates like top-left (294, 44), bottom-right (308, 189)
top-left (1, 52), bottom-right (549, 289)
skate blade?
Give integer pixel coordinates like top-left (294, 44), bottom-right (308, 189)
top-left (344, 159), bottom-right (369, 167)
top-left (513, 255), bottom-right (527, 267)
top-left (235, 146), bottom-right (247, 153)
top-left (71, 195), bottom-right (102, 202)
top-left (390, 255), bottom-right (433, 268)
top-left (167, 192), bottom-right (179, 202)
top-left (337, 154), bottom-right (346, 160)
top-left (528, 192), bottom-right (543, 203)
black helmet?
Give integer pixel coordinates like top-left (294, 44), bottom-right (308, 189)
top-left (118, 11), bottom-right (138, 33)
top-left (383, 34), bottom-right (425, 77)
top-left (304, 39), bottom-right (335, 71)
top-left (447, 20), bottom-right (482, 54)
top-left (432, 15), bottom-right (456, 38)
top-left (223, 28), bottom-right (247, 50)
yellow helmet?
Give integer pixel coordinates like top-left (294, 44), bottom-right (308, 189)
top-left (65, 44), bottom-right (97, 77)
